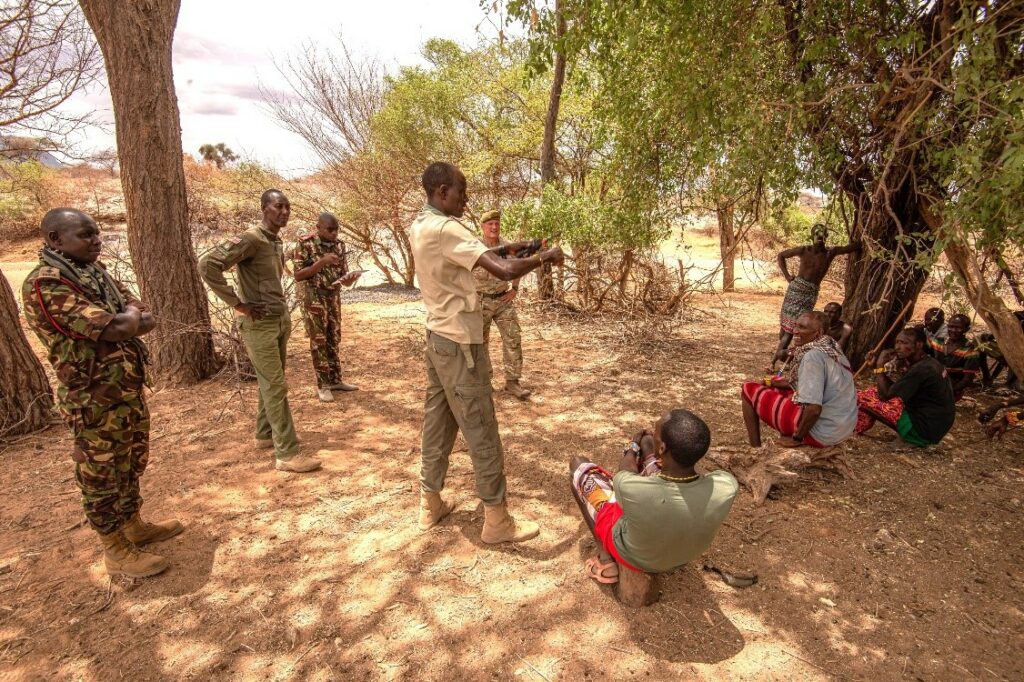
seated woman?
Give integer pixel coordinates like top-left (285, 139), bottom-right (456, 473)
top-left (856, 327), bottom-right (956, 446)
top-left (741, 311), bottom-right (858, 448)
top-left (568, 410), bottom-right (737, 584)
top-left (929, 313), bottom-right (981, 400)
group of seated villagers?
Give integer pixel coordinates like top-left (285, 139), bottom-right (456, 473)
top-left (741, 305), bottom-right (1024, 453)
top-left (572, 304), bottom-right (1024, 587)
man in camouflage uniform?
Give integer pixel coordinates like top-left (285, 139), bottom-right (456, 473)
top-left (474, 210), bottom-right (530, 399)
top-left (290, 212), bottom-right (362, 402)
top-left (199, 189), bottom-right (321, 473)
top-left (21, 208), bottom-right (183, 579)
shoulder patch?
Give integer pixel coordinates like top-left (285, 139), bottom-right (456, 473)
top-left (37, 266), bottom-right (62, 280)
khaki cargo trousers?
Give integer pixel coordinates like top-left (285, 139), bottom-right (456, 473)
top-left (420, 330), bottom-right (507, 505)
top-left (238, 313), bottom-right (300, 460)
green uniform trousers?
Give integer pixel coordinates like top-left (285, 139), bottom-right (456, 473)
top-left (481, 294), bottom-right (523, 381)
top-left (70, 394), bottom-right (149, 534)
top-left (421, 331), bottom-right (507, 505)
top-left (238, 314), bottom-right (300, 459)
top-left (301, 291), bottom-right (343, 388)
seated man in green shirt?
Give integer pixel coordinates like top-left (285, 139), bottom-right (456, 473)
top-left (569, 409), bottom-right (738, 583)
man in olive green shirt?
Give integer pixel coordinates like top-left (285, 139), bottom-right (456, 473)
top-left (570, 409), bottom-right (738, 582)
top-left (411, 162), bottom-right (564, 543)
top-left (199, 189), bottom-right (320, 473)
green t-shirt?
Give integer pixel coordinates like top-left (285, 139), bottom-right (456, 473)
top-left (612, 470), bottom-right (738, 573)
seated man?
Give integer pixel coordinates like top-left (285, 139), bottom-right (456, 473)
top-left (742, 311), bottom-right (857, 448)
top-left (978, 311), bottom-right (1024, 390)
top-left (568, 410), bottom-right (737, 583)
top-left (921, 307), bottom-right (947, 345)
top-left (856, 327), bottom-right (956, 446)
top-left (929, 313), bottom-right (981, 400)
top-left (823, 301), bottom-right (853, 351)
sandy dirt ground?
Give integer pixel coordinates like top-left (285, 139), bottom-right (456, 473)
top-left (1, 248), bottom-right (1023, 681)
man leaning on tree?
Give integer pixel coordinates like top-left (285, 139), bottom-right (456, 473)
top-left (411, 161), bottom-right (565, 543)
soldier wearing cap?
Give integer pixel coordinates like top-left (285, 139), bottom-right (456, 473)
top-left (290, 212), bottom-right (361, 402)
top-left (22, 208), bottom-right (183, 578)
top-left (411, 162), bottom-right (564, 543)
top-left (474, 208), bottom-right (530, 399)
top-left (199, 189), bottom-right (321, 474)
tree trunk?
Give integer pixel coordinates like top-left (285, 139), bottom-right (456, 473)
top-left (716, 201), bottom-right (737, 292)
top-left (537, 0), bottom-right (566, 302)
top-left (0, 275), bottom-right (53, 436)
top-left (995, 252), bottom-right (1024, 307)
top-left (79, 0), bottom-right (217, 385)
top-left (840, 190), bottom-right (931, 370)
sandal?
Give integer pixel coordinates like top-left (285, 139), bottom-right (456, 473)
top-left (585, 556), bottom-right (620, 584)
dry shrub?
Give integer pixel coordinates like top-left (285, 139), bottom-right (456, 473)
top-left (0, 160), bottom-right (70, 239)
top-left (184, 157), bottom-right (282, 238)
top-left (555, 248), bottom-right (691, 317)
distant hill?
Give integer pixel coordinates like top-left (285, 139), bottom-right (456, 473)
top-left (0, 137), bottom-right (64, 169)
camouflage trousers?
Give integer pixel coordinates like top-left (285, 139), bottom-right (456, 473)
top-left (480, 294), bottom-right (523, 381)
top-left (301, 292), bottom-right (343, 388)
top-left (67, 394), bottom-right (150, 535)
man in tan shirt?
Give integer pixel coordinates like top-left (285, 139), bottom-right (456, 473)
top-left (411, 162), bottom-right (564, 543)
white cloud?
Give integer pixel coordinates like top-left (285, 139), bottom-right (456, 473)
top-left (64, 0), bottom-right (497, 174)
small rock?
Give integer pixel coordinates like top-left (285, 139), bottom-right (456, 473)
top-left (871, 528), bottom-right (896, 551)
top-left (818, 597), bottom-right (836, 608)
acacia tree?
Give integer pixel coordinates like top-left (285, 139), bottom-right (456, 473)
top-left (531, 0), bottom-right (1024, 371)
top-left (198, 142), bottom-right (238, 169)
top-left (78, 0), bottom-right (218, 384)
top-left (0, 0), bottom-right (103, 435)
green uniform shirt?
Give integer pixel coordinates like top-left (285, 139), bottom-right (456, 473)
top-left (199, 226), bottom-right (288, 316)
top-left (21, 259), bottom-right (147, 413)
top-left (612, 470), bottom-right (738, 573)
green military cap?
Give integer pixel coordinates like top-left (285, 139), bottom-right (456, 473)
top-left (480, 209), bottom-right (501, 224)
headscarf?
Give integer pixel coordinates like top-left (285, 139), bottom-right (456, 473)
top-left (784, 333), bottom-right (850, 400)
top-left (40, 245), bottom-right (128, 315)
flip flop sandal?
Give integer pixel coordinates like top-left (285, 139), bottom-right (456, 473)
top-left (585, 556), bottom-right (620, 584)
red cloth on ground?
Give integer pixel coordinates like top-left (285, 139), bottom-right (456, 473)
top-left (741, 382), bottom-right (826, 447)
top-left (594, 502), bottom-right (642, 573)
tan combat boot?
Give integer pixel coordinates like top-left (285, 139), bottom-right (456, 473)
top-left (329, 380), bottom-right (359, 392)
top-left (504, 379), bottom-right (531, 400)
top-left (122, 512), bottom-right (184, 546)
top-left (275, 454), bottom-right (322, 473)
top-left (98, 529), bottom-right (168, 578)
top-left (317, 387), bottom-right (335, 402)
top-left (418, 492), bottom-right (455, 531)
top-left (481, 500), bottom-right (540, 544)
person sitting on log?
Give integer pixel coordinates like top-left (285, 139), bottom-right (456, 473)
top-left (929, 313), bottom-right (981, 400)
top-left (568, 410), bottom-right (737, 585)
top-left (977, 310), bottom-right (1024, 390)
top-left (855, 326), bottom-right (956, 447)
top-left (824, 301), bottom-right (853, 351)
top-left (921, 307), bottom-right (948, 345)
top-left (742, 311), bottom-right (858, 448)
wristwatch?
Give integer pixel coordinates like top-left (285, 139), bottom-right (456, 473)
top-left (624, 441), bottom-right (641, 457)
top-left (873, 367), bottom-right (887, 375)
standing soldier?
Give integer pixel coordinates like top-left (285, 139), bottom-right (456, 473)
top-left (22, 208), bottom-right (183, 578)
top-left (199, 189), bottom-right (321, 473)
top-left (291, 213), bottom-right (362, 402)
top-left (411, 162), bottom-right (564, 543)
top-left (474, 209), bottom-right (530, 400)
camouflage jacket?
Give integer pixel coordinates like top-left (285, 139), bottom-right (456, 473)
top-left (472, 237), bottom-right (512, 295)
top-left (290, 234), bottom-right (347, 296)
top-left (21, 258), bottom-right (147, 412)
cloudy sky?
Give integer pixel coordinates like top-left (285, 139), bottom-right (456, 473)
top-left (66, 0), bottom-right (499, 175)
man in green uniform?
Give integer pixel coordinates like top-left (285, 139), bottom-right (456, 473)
top-left (290, 212), bottom-right (361, 402)
top-left (474, 209), bottom-right (530, 400)
top-left (411, 161), bottom-right (564, 543)
top-left (22, 208), bottom-right (183, 579)
top-left (199, 189), bottom-right (321, 473)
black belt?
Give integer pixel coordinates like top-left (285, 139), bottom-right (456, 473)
top-left (481, 290), bottom-right (510, 298)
